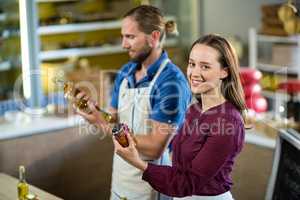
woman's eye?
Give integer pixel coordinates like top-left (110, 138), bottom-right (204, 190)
top-left (201, 65), bottom-right (210, 69)
top-left (188, 62), bottom-right (195, 67)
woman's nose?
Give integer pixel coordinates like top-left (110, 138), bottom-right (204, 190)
top-left (191, 65), bottom-right (203, 75)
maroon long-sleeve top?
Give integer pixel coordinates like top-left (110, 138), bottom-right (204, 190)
top-left (142, 101), bottom-right (245, 197)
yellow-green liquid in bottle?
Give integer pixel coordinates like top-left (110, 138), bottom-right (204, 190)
top-left (63, 82), bottom-right (113, 122)
top-left (17, 166), bottom-right (29, 200)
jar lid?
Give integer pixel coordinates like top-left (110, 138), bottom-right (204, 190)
top-left (112, 124), bottom-right (123, 136)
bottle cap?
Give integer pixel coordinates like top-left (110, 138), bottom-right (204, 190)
top-left (112, 124), bottom-right (123, 136)
top-left (19, 165), bottom-right (25, 173)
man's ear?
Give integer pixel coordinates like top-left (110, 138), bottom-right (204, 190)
top-left (221, 67), bottom-right (229, 79)
top-left (149, 30), bottom-right (161, 47)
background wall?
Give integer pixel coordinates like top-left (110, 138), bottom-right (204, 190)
top-left (154, 0), bottom-right (200, 48)
top-left (155, 0), bottom-right (286, 65)
top-left (200, 0), bottom-right (284, 65)
top-left (201, 0), bottom-right (283, 43)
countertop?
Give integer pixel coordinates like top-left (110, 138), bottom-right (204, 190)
top-left (0, 173), bottom-right (63, 200)
top-left (0, 113), bottom-right (84, 140)
top-left (0, 112), bottom-right (277, 149)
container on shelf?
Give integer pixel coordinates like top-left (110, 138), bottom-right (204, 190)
top-left (271, 44), bottom-right (300, 67)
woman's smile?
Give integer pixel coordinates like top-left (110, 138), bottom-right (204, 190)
top-left (190, 77), bottom-right (205, 87)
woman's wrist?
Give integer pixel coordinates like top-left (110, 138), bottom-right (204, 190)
top-left (137, 160), bottom-right (148, 172)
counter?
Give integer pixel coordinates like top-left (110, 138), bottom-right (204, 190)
top-left (0, 173), bottom-right (63, 200)
top-left (0, 113), bottom-right (277, 148)
top-left (245, 129), bottom-right (276, 149)
top-left (0, 113), bottom-right (84, 140)
top-left (0, 113), bottom-right (279, 200)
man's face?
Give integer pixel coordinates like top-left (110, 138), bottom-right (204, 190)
top-left (121, 17), bottom-right (152, 63)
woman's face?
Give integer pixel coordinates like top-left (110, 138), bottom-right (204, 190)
top-left (187, 43), bottom-right (228, 95)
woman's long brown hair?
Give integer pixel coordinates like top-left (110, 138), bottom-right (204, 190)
top-left (190, 34), bottom-right (249, 124)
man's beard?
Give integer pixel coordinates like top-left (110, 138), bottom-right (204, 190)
top-left (130, 44), bottom-right (152, 63)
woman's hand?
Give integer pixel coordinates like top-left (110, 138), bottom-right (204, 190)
top-left (113, 132), bottom-right (148, 171)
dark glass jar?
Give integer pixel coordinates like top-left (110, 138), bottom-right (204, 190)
top-left (112, 123), bottom-right (130, 147)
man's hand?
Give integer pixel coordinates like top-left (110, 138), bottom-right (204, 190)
top-left (74, 91), bottom-right (110, 133)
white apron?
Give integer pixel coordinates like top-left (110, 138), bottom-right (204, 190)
top-left (173, 191), bottom-right (234, 200)
top-left (111, 59), bottom-right (171, 200)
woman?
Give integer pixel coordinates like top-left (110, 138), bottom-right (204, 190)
top-left (113, 34), bottom-right (246, 200)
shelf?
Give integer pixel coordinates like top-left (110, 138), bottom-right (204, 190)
top-left (257, 63), bottom-right (300, 75)
top-left (257, 34), bottom-right (300, 45)
top-left (40, 45), bottom-right (124, 60)
top-left (39, 38), bottom-right (178, 61)
top-left (0, 61), bottom-right (11, 71)
top-left (38, 20), bottom-right (122, 35)
top-left (1, 30), bottom-right (20, 39)
top-left (36, 0), bottom-right (79, 2)
top-left (0, 14), bottom-right (5, 22)
top-left (262, 90), bottom-right (300, 101)
top-left (262, 90), bottom-right (289, 100)
top-left (38, 15), bottom-right (176, 36)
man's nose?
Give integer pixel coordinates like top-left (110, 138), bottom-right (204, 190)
top-left (122, 38), bottom-right (129, 49)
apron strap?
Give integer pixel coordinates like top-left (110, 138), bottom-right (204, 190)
top-left (119, 58), bottom-right (169, 92)
top-left (148, 58), bottom-right (169, 90)
top-left (119, 76), bottom-right (128, 93)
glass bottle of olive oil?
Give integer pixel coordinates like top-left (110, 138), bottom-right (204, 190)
top-left (64, 81), bottom-right (113, 122)
top-left (17, 165), bottom-right (29, 200)
top-left (54, 78), bottom-right (113, 122)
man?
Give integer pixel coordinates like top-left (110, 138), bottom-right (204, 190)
top-left (76, 5), bottom-right (191, 200)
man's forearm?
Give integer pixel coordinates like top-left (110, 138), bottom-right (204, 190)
top-left (135, 134), bottom-right (169, 160)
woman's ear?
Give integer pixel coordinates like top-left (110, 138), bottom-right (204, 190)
top-left (220, 67), bottom-right (229, 79)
